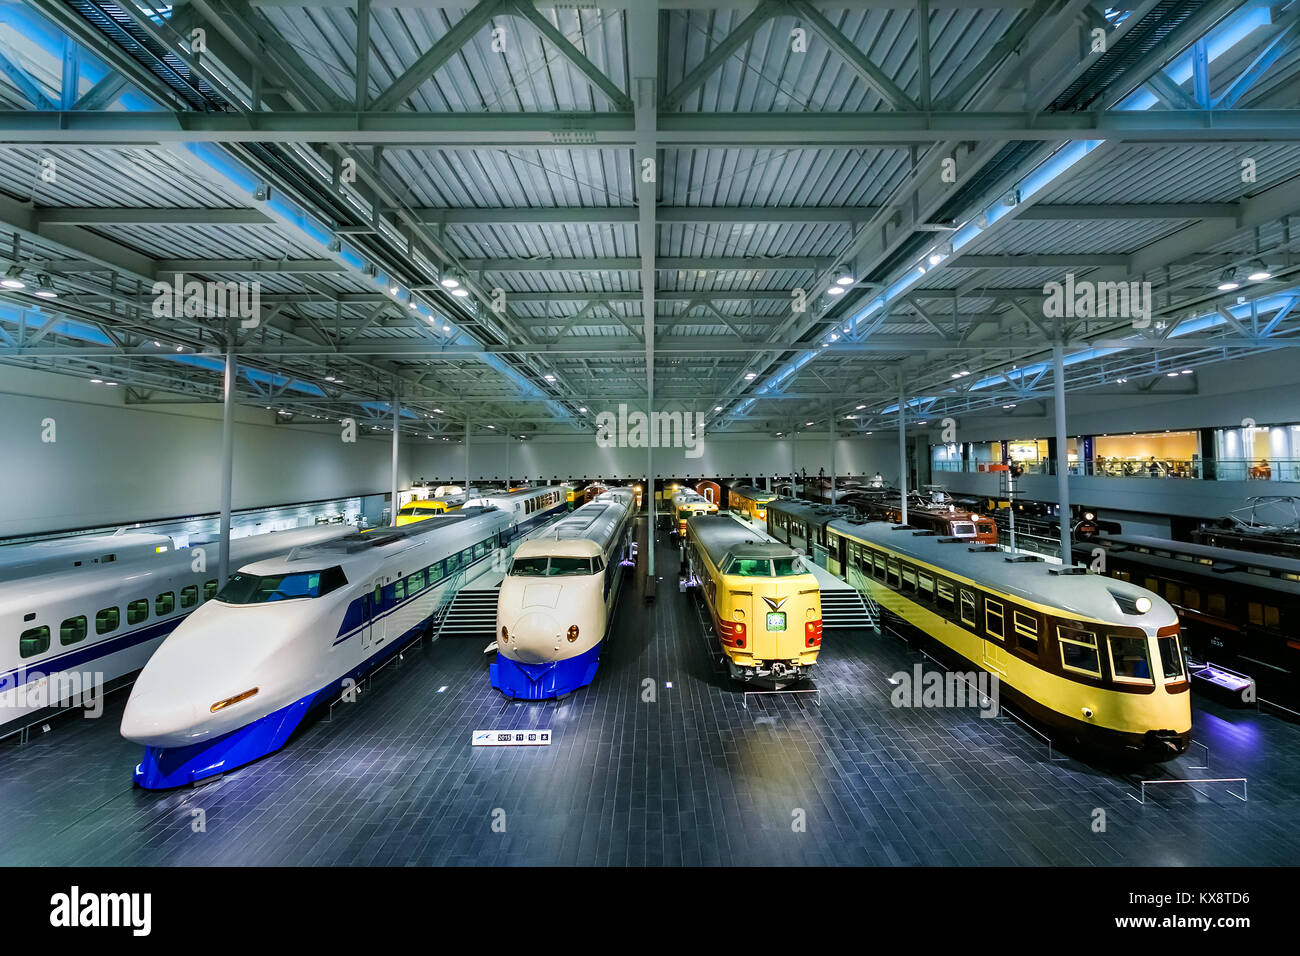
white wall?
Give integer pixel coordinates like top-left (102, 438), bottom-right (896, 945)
top-left (410, 433), bottom-right (903, 485)
top-left (0, 367), bottom-right (403, 537)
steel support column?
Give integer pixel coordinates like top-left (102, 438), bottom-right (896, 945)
top-left (217, 341), bottom-right (236, 584)
top-left (1053, 342), bottom-right (1071, 564)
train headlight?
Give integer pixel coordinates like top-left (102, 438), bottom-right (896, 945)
top-left (567, 625), bottom-right (579, 642)
top-left (1135, 597), bottom-right (1151, 614)
top-left (732, 609), bottom-right (745, 621)
top-left (210, 687), bottom-right (258, 713)
top-left (501, 626), bottom-right (509, 641)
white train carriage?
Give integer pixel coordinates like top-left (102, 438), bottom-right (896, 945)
top-left (0, 529), bottom-right (178, 581)
top-left (463, 484), bottom-right (570, 535)
top-left (0, 525), bottom-right (353, 740)
top-left (120, 506), bottom-right (513, 789)
top-left (492, 490), bottom-right (636, 699)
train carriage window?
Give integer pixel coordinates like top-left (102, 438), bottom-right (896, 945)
top-left (373, 582), bottom-right (382, 607)
top-left (1157, 635), bottom-right (1185, 681)
top-left (985, 599), bottom-right (1005, 639)
top-left (461, 547), bottom-right (473, 567)
top-left (873, 552), bottom-right (885, 579)
top-left (428, 561), bottom-right (445, 584)
top-left (1013, 610), bottom-right (1038, 652)
top-left (1184, 588), bottom-right (1201, 611)
top-left (918, 571), bottom-right (934, 598)
top-left (203, 580), bottom-right (218, 601)
top-left (95, 606), bottom-right (119, 635)
top-left (1143, 577), bottom-right (1159, 594)
top-left (1208, 593), bottom-right (1226, 616)
top-left (1108, 635), bottom-right (1153, 684)
top-left (127, 599), bottom-right (149, 625)
top-left (1248, 602), bottom-right (1281, 629)
top-left (1111, 570), bottom-right (1131, 582)
top-left (473, 542), bottom-right (486, 560)
top-left (1165, 582), bottom-right (1182, 605)
top-left (886, 558), bottom-right (899, 587)
top-left (446, 552), bottom-right (461, 573)
top-left (900, 565), bottom-right (917, 592)
top-left (409, 570), bottom-right (424, 593)
top-left (936, 580), bottom-right (954, 611)
top-left (60, 615), bottom-right (88, 646)
top-left (1058, 626), bottom-right (1102, 677)
top-left (960, 591), bottom-right (976, 628)
top-left (19, 625), bottom-right (50, 658)
top-left (180, 585), bottom-right (199, 609)
top-left (155, 592), bottom-right (175, 615)
top-left (395, 579), bottom-right (405, 601)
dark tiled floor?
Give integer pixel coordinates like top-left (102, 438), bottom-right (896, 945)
top-left (3, 520), bottom-right (1299, 866)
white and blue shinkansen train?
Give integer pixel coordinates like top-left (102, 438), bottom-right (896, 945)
top-left (463, 484), bottom-right (570, 533)
top-left (0, 525), bottom-right (353, 739)
top-left (492, 489), bottom-right (636, 699)
top-left (0, 529), bottom-right (178, 580)
top-left (120, 506), bottom-right (514, 789)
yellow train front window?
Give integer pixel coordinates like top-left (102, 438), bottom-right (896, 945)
top-left (772, 557), bottom-right (805, 576)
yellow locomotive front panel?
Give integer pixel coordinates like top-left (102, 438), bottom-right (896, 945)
top-left (687, 514), bottom-right (822, 685)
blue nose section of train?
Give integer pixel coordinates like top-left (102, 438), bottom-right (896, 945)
top-left (133, 692), bottom-right (318, 789)
top-left (491, 643), bottom-right (601, 700)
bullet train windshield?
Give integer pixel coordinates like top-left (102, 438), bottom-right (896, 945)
top-left (214, 566), bottom-right (348, 603)
top-left (509, 555), bottom-right (605, 576)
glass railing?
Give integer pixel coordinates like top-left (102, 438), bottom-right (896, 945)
top-left (928, 457), bottom-right (1300, 481)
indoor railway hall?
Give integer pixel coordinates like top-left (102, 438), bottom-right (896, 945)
top-left (1, 0), bottom-right (1300, 894)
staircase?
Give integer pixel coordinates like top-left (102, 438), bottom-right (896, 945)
top-left (820, 588), bottom-right (877, 630)
top-left (436, 585), bottom-right (500, 639)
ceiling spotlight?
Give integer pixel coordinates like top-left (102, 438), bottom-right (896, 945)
top-left (827, 286), bottom-right (845, 296)
top-left (745, 372), bottom-right (757, 380)
top-left (578, 406), bottom-right (587, 413)
top-left (928, 252), bottom-right (942, 266)
top-left (714, 406), bottom-right (722, 412)
top-left (439, 273), bottom-right (461, 289)
top-left (1, 266), bottom-right (25, 289)
top-left (408, 300), bottom-right (418, 310)
top-left (1246, 260), bottom-right (1271, 281)
top-left (433, 408), bottom-right (443, 413)
top-left (1217, 267), bottom-right (1239, 291)
top-left (1116, 377), bottom-right (1128, 384)
top-left (834, 266), bottom-right (854, 286)
top-left (1180, 369), bottom-right (1193, 374)
top-left (32, 274), bottom-right (57, 298)
top-left (1166, 371), bottom-right (1180, 377)
top-left (544, 374), bottom-right (556, 382)
top-left (451, 288), bottom-right (469, 297)
top-left (442, 324), bottom-right (451, 333)
top-left (855, 404), bottom-right (866, 410)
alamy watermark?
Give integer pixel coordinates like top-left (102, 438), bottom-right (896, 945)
top-left (889, 664), bottom-right (999, 719)
top-left (1042, 273), bottom-right (1153, 328)
top-left (151, 274), bottom-right (262, 328)
top-left (595, 405), bottom-right (706, 459)
top-left (1, 670), bottom-right (104, 718)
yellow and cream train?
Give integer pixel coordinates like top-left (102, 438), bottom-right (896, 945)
top-left (826, 518), bottom-right (1191, 760)
top-left (670, 487), bottom-right (717, 537)
top-left (685, 514), bottom-right (822, 685)
top-left (726, 484), bottom-right (778, 523)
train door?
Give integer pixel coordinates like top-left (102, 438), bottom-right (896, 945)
top-left (363, 575), bottom-right (390, 650)
top-left (981, 595), bottom-right (1007, 674)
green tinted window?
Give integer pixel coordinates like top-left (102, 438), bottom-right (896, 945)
top-left (155, 592), bottom-right (175, 616)
top-left (180, 585), bottom-right (199, 609)
top-left (203, 580), bottom-right (218, 601)
top-left (60, 616), bottom-right (88, 646)
top-left (20, 626), bottom-right (50, 659)
top-left (95, 606), bottom-right (119, 635)
top-left (127, 599), bottom-right (149, 625)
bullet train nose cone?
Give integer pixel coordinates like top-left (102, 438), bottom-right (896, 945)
top-left (120, 693), bottom-right (203, 747)
top-left (505, 611), bottom-right (562, 664)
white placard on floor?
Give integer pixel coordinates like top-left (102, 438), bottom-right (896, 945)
top-left (472, 729), bottom-right (552, 746)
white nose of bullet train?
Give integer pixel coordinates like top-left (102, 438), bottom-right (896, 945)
top-left (120, 602), bottom-right (302, 747)
top-left (498, 578), bottom-right (604, 663)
